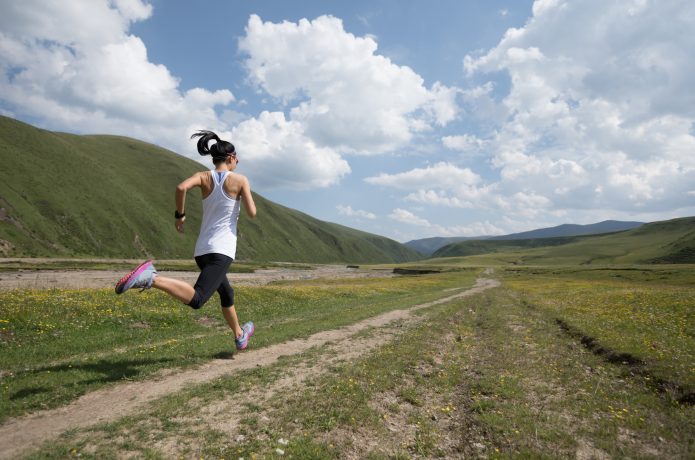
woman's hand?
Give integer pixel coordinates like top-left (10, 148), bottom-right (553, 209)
top-left (175, 217), bottom-right (186, 233)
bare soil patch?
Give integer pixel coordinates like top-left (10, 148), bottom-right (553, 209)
top-left (0, 264), bottom-right (391, 290)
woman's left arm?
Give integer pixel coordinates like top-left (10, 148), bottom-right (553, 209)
top-left (240, 176), bottom-right (257, 218)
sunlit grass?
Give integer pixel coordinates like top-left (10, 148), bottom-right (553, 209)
top-left (45, 282), bottom-right (692, 459)
top-left (502, 266), bottom-right (695, 394)
top-left (0, 270), bottom-right (478, 421)
top-left (12, 265), bottom-right (695, 459)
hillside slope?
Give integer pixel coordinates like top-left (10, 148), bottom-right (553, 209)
top-left (431, 217), bottom-right (695, 265)
top-left (432, 235), bottom-right (590, 258)
top-left (404, 236), bottom-right (485, 256)
top-left (0, 116), bottom-right (421, 263)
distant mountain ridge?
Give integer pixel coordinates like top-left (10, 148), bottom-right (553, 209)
top-left (489, 220), bottom-right (644, 240)
top-left (0, 116), bottom-right (421, 263)
top-left (430, 216), bottom-right (695, 264)
top-left (406, 220), bottom-right (644, 256)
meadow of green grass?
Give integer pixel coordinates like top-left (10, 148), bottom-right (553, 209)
top-left (503, 266), bottom-right (695, 401)
top-left (22, 265), bottom-right (694, 459)
top-left (0, 269), bottom-right (477, 422)
top-left (2, 263), bottom-right (694, 459)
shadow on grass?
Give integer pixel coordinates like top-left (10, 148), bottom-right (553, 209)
top-left (555, 318), bottom-right (694, 406)
top-left (213, 351), bottom-right (235, 360)
top-left (10, 357), bottom-right (176, 401)
top-left (10, 387), bottom-right (51, 400)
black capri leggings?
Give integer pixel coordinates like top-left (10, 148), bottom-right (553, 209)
top-left (188, 253), bottom-right (234, 309)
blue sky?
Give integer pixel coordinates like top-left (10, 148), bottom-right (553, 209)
top-left (1, 0), bottom-right (694, 242)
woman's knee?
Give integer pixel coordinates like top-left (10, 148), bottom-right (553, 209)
top-left (188, 288), bottom-right (209, 309)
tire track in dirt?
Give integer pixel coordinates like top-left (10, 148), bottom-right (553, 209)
top-left (0, 278), bottom-right (499, 459)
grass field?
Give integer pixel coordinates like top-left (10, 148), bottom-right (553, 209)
top-left (1, 263), bottom-right (694, 458)
top-left (503, 266), bottom-right (695, 399)
top-left (0, 269), bottom-right (477, 423)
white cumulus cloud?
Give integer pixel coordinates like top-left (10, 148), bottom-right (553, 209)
top-left (0, 0), bottom-right (234, 157)
top-left (388, 208), bottom-right (432, 227)
top-left (337, 205), bottom-right (376, 220)
top-left (365, 162), bottom-right (480, 190)
top-left (239, 14), bottom-right (460, 154)
top-left (231, 111), bottom-right (350, 190)
top-left (442, 134), bottom-right (487, 153)
top-left (404, 190), bottom-right (470, 208)
top-left (0, 4), bottom-right (362, 192)
top-left (458, 0), bottom-right (695, 216)
top-left (387, 208), bottom-right (505, 241)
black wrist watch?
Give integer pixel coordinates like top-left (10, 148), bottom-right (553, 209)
top-left (175, 210), bottom-right (185, 219)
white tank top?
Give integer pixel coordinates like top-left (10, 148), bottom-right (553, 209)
top-left (194, 171), bottom-right (242, 260)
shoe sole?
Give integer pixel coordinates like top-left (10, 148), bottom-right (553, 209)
top-left (115, 260), bottom-right (153, 294)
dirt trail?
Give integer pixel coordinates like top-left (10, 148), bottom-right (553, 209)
top-left (0, 278), bottom-right (499, 459)
top-left (0, 264), bottom-right (392, 290)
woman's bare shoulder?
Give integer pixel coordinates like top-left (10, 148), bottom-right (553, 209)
top-left (188, 170), bottom-right (209, 182)
top-left (228, 172), bottom-right (249, 184)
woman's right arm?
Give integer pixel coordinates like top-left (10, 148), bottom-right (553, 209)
top-left (175, 172), bottom-right (203, 233)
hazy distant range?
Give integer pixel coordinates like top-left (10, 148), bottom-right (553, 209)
top-left (405, 220), bottom-right (645, 256)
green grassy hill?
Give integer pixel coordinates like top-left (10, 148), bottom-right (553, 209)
top-left (405, 236), bottom-right (484, 256)
top-left (431, 216), bottom-right (695, 265)
top-left (0, 116), bottom-right (421, 263)
top-left (432, 235), bottom-right (589, 258)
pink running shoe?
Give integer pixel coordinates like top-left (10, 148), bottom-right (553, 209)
top-left (235, 321), bottom-right (255, 350)
top-left (115, 260), bottom-right (157, 294)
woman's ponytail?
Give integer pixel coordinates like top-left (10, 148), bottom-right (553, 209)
top-left (190, 130), bottom-right (220, 157)
top-left (190, 130), bottom-right (235, 162)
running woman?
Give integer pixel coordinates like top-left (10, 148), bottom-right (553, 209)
top-left (115, 130), bottom-right (257, 350)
